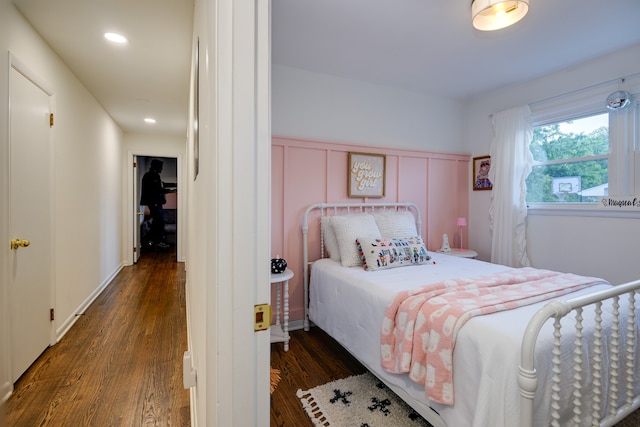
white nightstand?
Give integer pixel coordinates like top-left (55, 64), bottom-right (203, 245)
top-left (436, 248), bottom-right (478, 259)
top-left (270, 268), bottom-right (293, 351)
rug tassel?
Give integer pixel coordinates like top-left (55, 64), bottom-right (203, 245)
top-left (297, 390), bottom-right (330, 426)
top-left (270, 367), bottom-right (281, 394)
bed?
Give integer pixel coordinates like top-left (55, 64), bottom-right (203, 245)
top-left (302, 202), bottom-right (640, 427)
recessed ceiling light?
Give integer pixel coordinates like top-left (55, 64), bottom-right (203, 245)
top-left (104, 32), bottom-right (128, 44)
top-left (144, 118), bottom-right (157, 124)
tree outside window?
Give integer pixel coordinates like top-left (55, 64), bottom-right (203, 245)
top-left (526, 113), bottom-right (609, 203)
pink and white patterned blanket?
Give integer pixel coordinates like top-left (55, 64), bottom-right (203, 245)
top-left (380, 267), bottom-right (607, 405)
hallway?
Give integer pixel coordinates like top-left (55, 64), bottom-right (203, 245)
top-left (6, 249), bottom-right (190, 426)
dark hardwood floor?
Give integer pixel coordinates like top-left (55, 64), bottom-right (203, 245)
top-left (9, 247), bottom-right (638, 426)
top-left (6, 248), bottom-right (190, 426)
top-left (270, 327), bottom-right (367, 426)
top-left (271, 329), bottom-right (640, 427)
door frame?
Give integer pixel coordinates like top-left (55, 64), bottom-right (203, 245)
top-left (7, 52), bottom-right (56, 385)
top-left (126, 151), bottom-right (184, 265)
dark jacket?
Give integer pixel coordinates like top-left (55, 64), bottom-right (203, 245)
top-left (140, 170), bottom-right (167, 206)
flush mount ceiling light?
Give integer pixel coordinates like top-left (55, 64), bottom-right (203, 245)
top-left (144, 118), bottom-right (157, 124)
top-left (104, 32), bottom-right (128, 44)
top-left (606, 91), bottom-right (632, 111)
top-left (472, 0), bottom-right (529, 31)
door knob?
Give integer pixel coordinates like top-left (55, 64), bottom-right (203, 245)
top-left (10, 239), bottom-right (30, 250)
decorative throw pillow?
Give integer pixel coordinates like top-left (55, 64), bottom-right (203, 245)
top-left (331, 214), bottom-right (382, 267)
top-left (357, 236), bottom-right (431, 271)
top-left (321, 215), bottom-right (341, 262)
top-left (372, 210), bottom-right (418, 239)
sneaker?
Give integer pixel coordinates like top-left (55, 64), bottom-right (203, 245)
top-left (155, 242), bottom-right (170, 249)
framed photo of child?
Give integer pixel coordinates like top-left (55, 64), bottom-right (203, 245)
top-left (473, 156), bottom-right (492, 191)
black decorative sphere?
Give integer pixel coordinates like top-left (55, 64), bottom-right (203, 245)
top-left (271, 257), bottom-right (287, 274)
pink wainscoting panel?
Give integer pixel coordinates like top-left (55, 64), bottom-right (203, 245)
top-left (164, 192), bottom-right (178, 209)
top-left (271, 145), bottom-right (285, 257)
top-left (428, 159), bottom-right (459, 250)
top-left (457, 158), bottom-right (470, 250)
top-left (284, 144), bottom-right (328, 321)
top-left (271, 136), bottom-right (470, 323)
top-left (326, 150), bottom-right (351, 202)
top-left (381, 154), bottom-right (399, 202)
top-left (270, 145), bottom-right (285, 323)
top-left (397, 155), bottom-right (428, 242)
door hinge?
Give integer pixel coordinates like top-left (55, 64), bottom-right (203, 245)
top-left (133, 246), bottom-right (137, 253)
top-left (254, 304), bottom-right (271, 331)
top-left (49, 113), bottom-right (54, 127)
top-left (133, 161), bottom-right (137, 168)
top-left (50, 308), bottom-right (55, 321)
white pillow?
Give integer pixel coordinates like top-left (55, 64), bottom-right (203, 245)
top-left (372, 210), bottom-right (418, 239)
top-left (357, 236), bottom-right (431, 271)
top-left (321, 215), bottom-right (341, 262)
top-left (330, 214), bottom-right (382, 267)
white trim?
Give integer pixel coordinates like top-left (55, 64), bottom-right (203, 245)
top-left (9, 53), bottom-right (53, 96)
top-left (284, 319), bottom-right (305, 333)
top-left (530, 73), bottom-right (640, 126)
top-left (125, 151), bottom-right (185, 265)
top-left (527, 203), bottom-right (640, 219)
top-left (184, 271), bottom-right (197, 427)
top-left (1, 382), bottom-right (11, 404)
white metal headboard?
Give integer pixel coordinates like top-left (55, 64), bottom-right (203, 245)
top-left (301, 202), bottom-right (421, 331)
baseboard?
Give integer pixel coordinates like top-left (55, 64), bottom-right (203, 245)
top-left (184, 279), bottom-right (197, 427)
top-left (189, 386), bottom-right (197, 427)
top-left (55, 262), bottom-right (125, 342)
top-left (287, 319), bottom-right (305, 332)
top-left (1, 379), bottom-right (12, 403)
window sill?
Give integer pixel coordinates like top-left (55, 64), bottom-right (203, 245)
top-left (527, 203), bottom-right (640, 218)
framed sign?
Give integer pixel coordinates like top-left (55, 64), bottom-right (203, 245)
top-left (473, 155), bottom-right (492, 191)
top-left (348, 152), bottom-right (386, 198)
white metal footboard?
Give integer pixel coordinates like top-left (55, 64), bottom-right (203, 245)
top-left (519, 279), bottom-right (640, 427)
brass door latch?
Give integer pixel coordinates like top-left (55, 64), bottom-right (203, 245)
top-left (10, 238), bottom-right (30, 250)
top-left (254, 304), bottom-right (272, 331)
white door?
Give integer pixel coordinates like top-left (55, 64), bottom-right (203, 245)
top-left (9, 59), bottom-right (53, 382)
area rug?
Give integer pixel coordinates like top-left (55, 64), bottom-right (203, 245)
top-left (297, 372), bottom-right (432, 426)
top-left (270, 367), bottom-right (281, 394)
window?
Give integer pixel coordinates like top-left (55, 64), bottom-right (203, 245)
top-left (526, 113), bottom-right (609, 203)
top-left (526, 80), bottom-right (639, 209)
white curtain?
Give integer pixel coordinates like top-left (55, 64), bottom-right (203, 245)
top-left (488, 105), bottom-right (533, 267)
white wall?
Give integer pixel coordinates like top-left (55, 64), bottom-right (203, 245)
top-left (272, 64), bottom-right (467, 153)
top-left (1, 2), bottom-right (124, 400)
top-left (465, 44), bottom-right (640, 284)
top-left (124, 133), bottom-right (186, 158)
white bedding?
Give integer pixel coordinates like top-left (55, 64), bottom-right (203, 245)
top-left (309, 253), bottom-right (636, 427)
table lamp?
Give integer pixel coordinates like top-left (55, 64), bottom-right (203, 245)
top-left (456, 217), bottom-right (467, 249)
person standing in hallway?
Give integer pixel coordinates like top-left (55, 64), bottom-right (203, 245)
top-left (140, 159), bottom-right (170, 250)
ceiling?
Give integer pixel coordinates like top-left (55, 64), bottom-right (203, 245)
top-left (12, 0), bottom-right (194, 137)
top-left (13, 0), bottom-right (640, 138)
